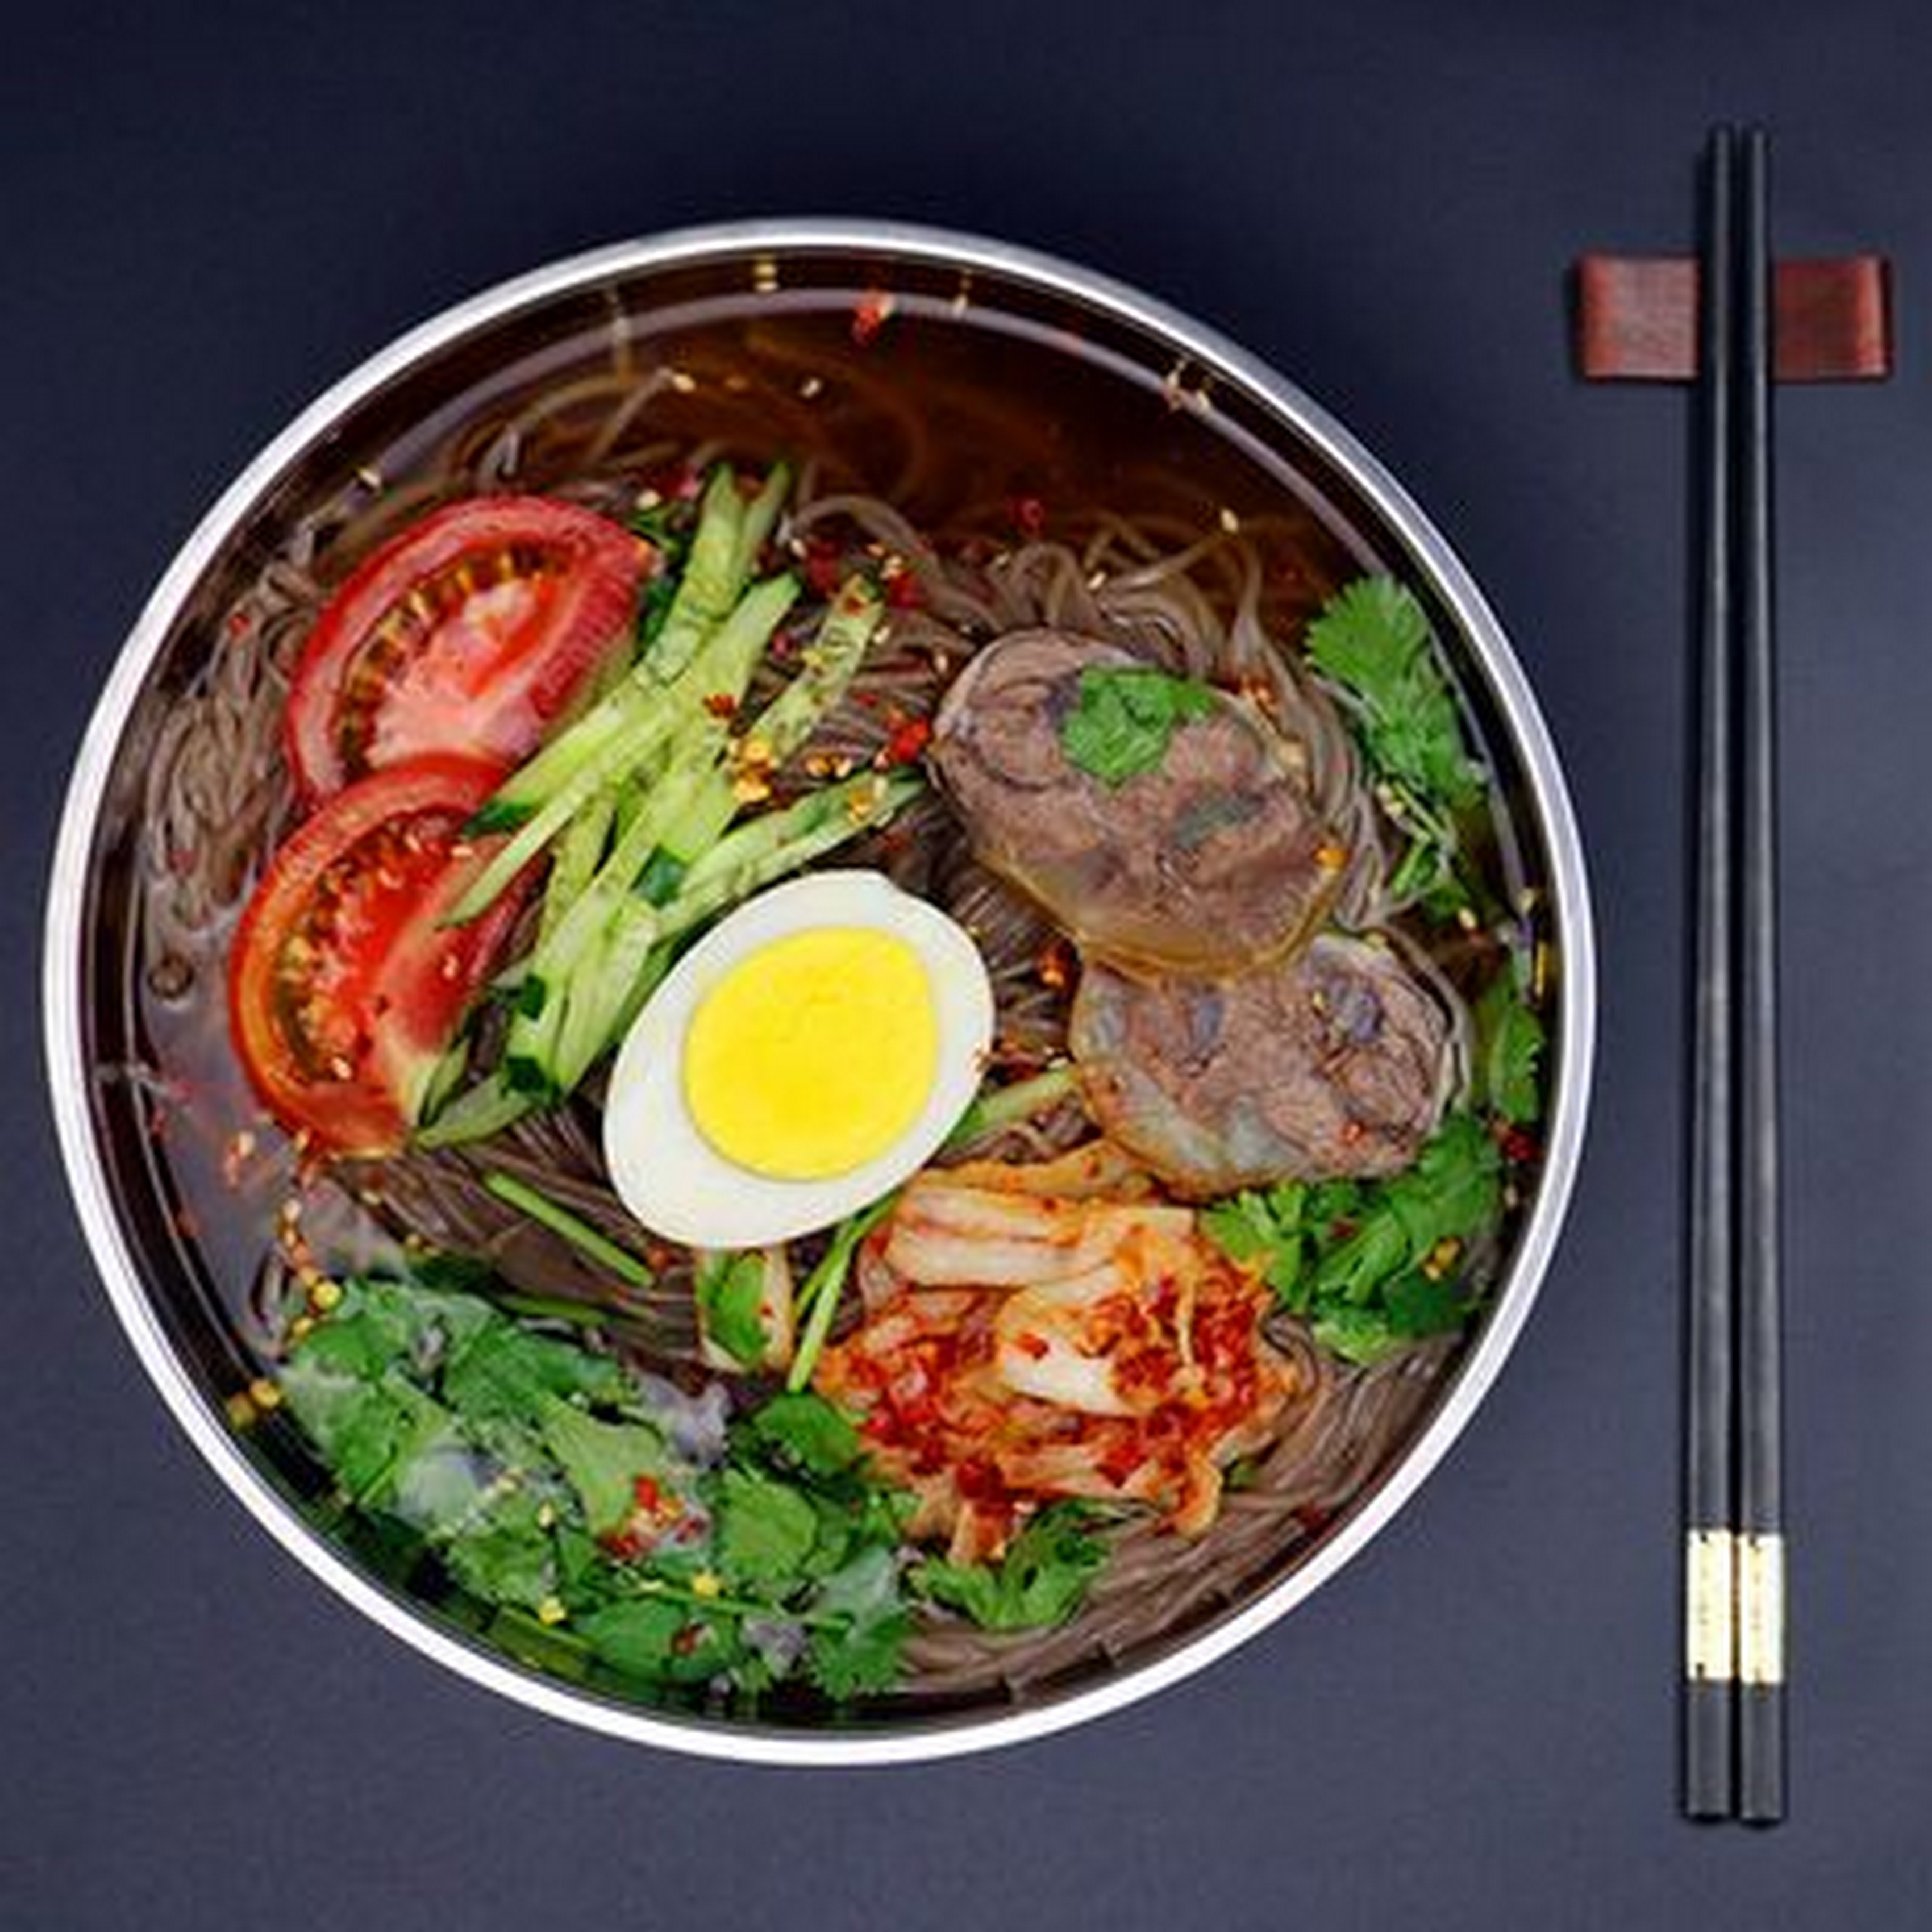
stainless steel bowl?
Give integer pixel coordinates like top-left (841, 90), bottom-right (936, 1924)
top-left (44, 220), bottom-right (1595, 1764)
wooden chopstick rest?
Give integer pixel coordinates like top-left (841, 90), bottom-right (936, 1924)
top-left (1575, 253), bottom-right (1892, 382)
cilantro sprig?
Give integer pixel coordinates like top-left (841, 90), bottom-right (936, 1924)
top-left (277, 1273), bottom-right (913, 1701)
top-left (1200, 1114), bottom-right (1505, 1364)
top-left (915, 1503), bottom-right (1109, 1631)
top-left (1059, 665), bottom-right (1218, 786)
top-left (694, 1250), bottom-right (769, 1369)
top-left (1474, 973), bottom-right (1547, 1127)
top-left (1304, 577), bottom-right (1485, 919)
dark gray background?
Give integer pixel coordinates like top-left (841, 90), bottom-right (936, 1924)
top-left (7, 2), bottom-right (1928, 1924)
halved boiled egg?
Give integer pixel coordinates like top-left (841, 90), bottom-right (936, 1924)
top-left (603, 871), bottom-right (995, 1247)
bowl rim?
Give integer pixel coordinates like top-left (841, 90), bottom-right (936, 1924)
top-left (43, 216), bottom-right (1597, 1766)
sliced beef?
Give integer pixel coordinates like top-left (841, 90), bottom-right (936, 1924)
top-left (1070, 935), bottom-right (1452, 1194)
top-left (929, 628), bottom-right (1342, 974)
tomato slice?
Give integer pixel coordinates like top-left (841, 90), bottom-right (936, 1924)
top-left (229, 756), bottom-right (529, 1155)
top-left (285, 496), bottom-right (645, 798)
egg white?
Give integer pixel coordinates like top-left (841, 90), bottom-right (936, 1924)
top-left (602, 870), bottom-right (995, 1248)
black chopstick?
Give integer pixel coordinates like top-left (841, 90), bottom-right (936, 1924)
top-left (1732, 124), bottom-right (1787, 1827)
top-left (1682, 122), bottom-right (1788, 1827)
top-left (1683, 122), bottom-right (1739, 1822)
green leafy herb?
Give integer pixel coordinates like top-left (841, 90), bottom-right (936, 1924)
top-left (576, 1594), bottom-right (738, 1688)
top-left (916, 1504), bottom-right (1109, 1631)
top-left (1201, 1114), bottom-right (1504, 1364)
top-left (1304, 577), bottom-right (1484, 917)
top-left (715, 1468), bottom-right (821, 1588)
top-left (806, 1545), bottom-right (913, 1698)
top-left (540, 1398), bottom-right (674, 1538)
top-left (744, 1390), bottom-right (866, 1479)
top-left (695, 1251), bottom-right (769, 1369)
top-left (1305, 578), bottom-right (1481, 807)
top-left (439, 1314), bottom-right (627, 1424)
top-left (1475, 976), bottom-right (1547, 1126)
top-left (1059, 665), bottom-right (1218, 787)
top-left (277, 1272), bottom-right (915, 1702)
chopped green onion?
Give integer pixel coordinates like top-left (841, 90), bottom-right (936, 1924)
top-left (481, 1171), bottom-right (655, 1290)
top-left (786, 1192), bottom-right (900, 1394)
top-left (946, 1064), bottom-right (1080, 1150)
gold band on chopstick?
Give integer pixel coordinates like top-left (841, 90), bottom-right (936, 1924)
top-left (1738, 1532), bottom-right (1787, 1688)
top-left (1684, 1527), bottom-right (1736, 1683)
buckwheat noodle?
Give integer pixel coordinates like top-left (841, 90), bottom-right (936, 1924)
top-left (131, 323), bottom-right (1500, 1704)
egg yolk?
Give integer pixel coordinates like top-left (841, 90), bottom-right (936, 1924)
top-left (684, 927), bottom-right (939, 1180)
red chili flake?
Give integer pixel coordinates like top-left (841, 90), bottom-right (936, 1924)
top-left (851, 289), bottom-right (897, 347)
top-left (802, 536), bottom-right (843, 597)
top-left (671, 1624), bottom-right (706, 1658)
top-left (1013, 1331), bottom-right (1049, 1361)
top-left (955, 1458), bottom-right (1006, 1503)
top-left (877, 716), bottom-right (933, 769)
top-left (601, 1526), bottom-right (645, 1562)
top-left (1008, 495), bottom-right (1047, 539)
top-left (1036, 937), bottom-right (1073, 990)
top-left (226, 608), bottom-right (255, 640)
top-left (652, 460), bottom-right (699, 502)
top-left (633, 1473), bottom-right (661, 1512)
top-left (1497, 1125), bottom-right (1540, 1164)
top-left (884, 567), bottom-right (923, 611)
top-left (702, 691), bottom-right (738, 719)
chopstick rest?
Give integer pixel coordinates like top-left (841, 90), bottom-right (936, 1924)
top-left (1574, 131), bottom-right (1892, 1829)
top-left (1575, 253), bottom-right (1892, 382)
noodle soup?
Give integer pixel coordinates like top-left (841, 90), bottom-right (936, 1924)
top-left (54, 228), bottom-right (1589, 1758)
